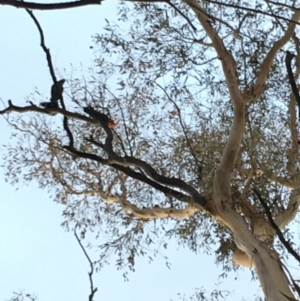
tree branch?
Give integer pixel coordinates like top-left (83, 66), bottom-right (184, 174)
top-left (86, 135), bottom-right (206, 206)
top-left (74, 228), bottom-right (98, 301)
top-left (153, 81), bottom-right (202, 174)
top-left (274, 190), bottom-right (300, 229)
top-left (26, 9), bottom-right (74, 147)
top-left (204, 0), bottom-right (300, 25)
top-left (253, 188), bottom-right (300, 264)
top-left (243, 10), bottom-right (300, 103)
top-left (64, 144), bottom-right (203, 206)
top-left (0, 0), bottom-right (101, 10)
top-left (122, 201), bottom-right (199, 219)
top-left (183, 0), bottom-right (246, 201)
top-left (0, 101), bottom-right (96, 124)
top-left (286, 51), bottom-right (300, 120)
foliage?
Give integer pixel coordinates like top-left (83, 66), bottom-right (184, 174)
top-left (2, 0), bottom-right (300, 299)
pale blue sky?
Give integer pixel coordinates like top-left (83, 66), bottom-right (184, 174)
top-left (0, 3), bottom-right (262, 300)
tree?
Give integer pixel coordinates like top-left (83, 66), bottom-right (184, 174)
top-left (1, 1), bottom-right (300, 300)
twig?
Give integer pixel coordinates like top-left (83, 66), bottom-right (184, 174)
top-left (204, 0), bottom-right (300, 25)
top-left (103, 86), bottom-right (133, 156)
top-left (153, 81), bottom-right (203, 177)
top-left (163, 0), bottom-right (196, 32)
top-left (74, 228), bottom-right (98, 301)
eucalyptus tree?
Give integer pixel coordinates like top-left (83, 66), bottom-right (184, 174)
top-left (1, 1), bottom-right (300, 300)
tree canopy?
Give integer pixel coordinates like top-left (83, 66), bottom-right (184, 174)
top-left (2, 1), bottom-right (300, 300)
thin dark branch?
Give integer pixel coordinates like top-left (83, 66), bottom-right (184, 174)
top-left (154, 81), bottom-right (203, 175)
top-left (205, 0), bottom-right (300, 25)
top-left (264, 0), bottom-right (298, 10)
top-left (26, 9), bottom-right (74, 147)
top-left (74, 228), bottom-right (98, 301)
top-left (253, 188), bottom-right (300, 264)
top-left (3, 0), bottom-right (196, 31)
top-left (285, 51), bottom-right (300, 120)
top-left (0, 100), bottom-right (97, 124)
top-left (164, 0), bottom-right (196, 32)
top-left (264, 0), bottom-right (285, 30)
top-left (103, 86), bottom-right (133, 156)
top-left (0, 0), bottom-right (101, 10)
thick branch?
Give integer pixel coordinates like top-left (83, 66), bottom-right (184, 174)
top-left (63, 145), bottom-right (200, 206)
top-left (82, 112), bottom-right (206, 206)
top-left (183, 0), bottom-right (240, 100)
top-left (122, 202), bottom-right (199, 219)
top-left (100, 192), bottom-right (199, 219)
top-left (86, 135), bottom-right (206, 206)
top-left (109, 156), bottom-right (206, 206)
top-left (183, 0), bottom-right (245, 200)
top-left (244, 11), bottom-right (300, 103)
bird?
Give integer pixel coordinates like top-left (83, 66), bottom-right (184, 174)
top-left (40, 79), bottom-right (65, 111)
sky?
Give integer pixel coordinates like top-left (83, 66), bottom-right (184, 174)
top-left (0, 2), bottom-right (263, 301)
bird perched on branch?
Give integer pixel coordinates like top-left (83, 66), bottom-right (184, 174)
top-left (40, 79), bottom-right (65, 110)
top-left (83, 106), bottom-right (117, 128)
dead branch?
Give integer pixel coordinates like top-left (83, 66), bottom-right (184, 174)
top-left (26, 9), bottom-right (74, 147)
top-left (0, 0), bottom-right (101, 10)
top-left (74, 228), bottom-right (98, 301)
top-left (0, 100), bottom-right (95, 124)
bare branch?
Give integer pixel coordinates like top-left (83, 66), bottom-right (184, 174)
top-left (163, 0), bottom-right (196, 32)
top-left (26, 9), bottom-right (74, 147)
top-left (102, 86), bottom-right (133, 156)
top-left (0, 101), bottom-right (96, 124)
top-left (0, 0), bottom-right (101, 10)
top-left (205, 0), bottom-right (300, 25)
top-left (74, 228), bottom-right (98, 301)
top-left (286, 37), bottom-right (300, 174)
top-left (153, 81), bottom-right (202, 172)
